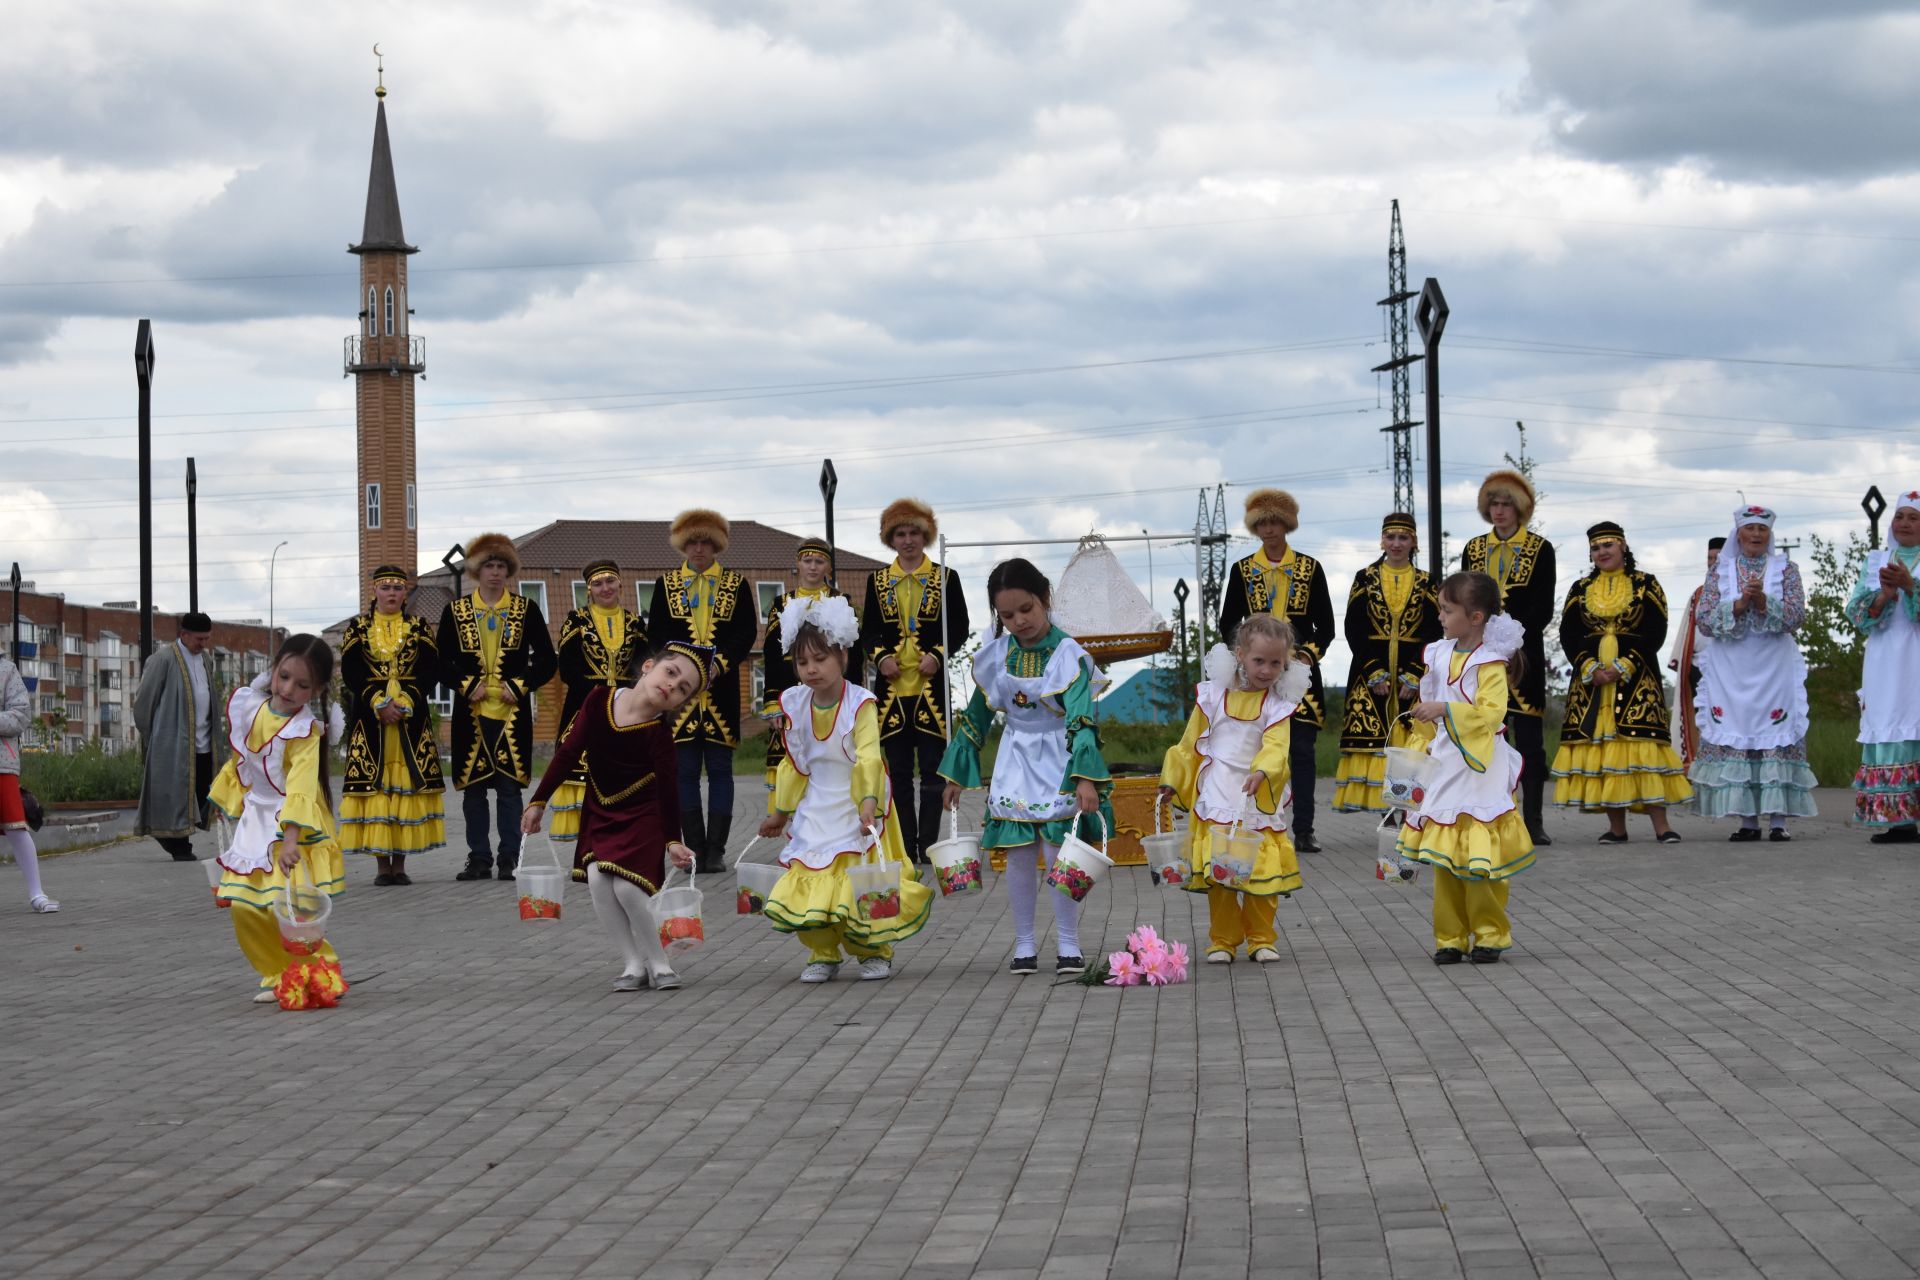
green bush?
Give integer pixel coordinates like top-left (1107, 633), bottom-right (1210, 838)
top-left (20, 746), bottom-right (146, 804)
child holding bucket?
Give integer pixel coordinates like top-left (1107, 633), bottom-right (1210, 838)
top-left (757, 596), bottom-right (931, 982)
top-left (1158, 615), bottom-right (1310, 965)
top-left (1397, 571), bottom-right (1536, 965)
top-left (522, 642), bottom-right (712, 992)
top-left (940, 558), bottom-right (1113, 976)
top-left (208, 635), bottom-right (349, 1009)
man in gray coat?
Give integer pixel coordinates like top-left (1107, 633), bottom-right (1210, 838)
top-left (134, 613), bottom-right (225, 861)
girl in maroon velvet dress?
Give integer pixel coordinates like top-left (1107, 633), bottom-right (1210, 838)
top-left (524, 641), bottom-right (713, 991)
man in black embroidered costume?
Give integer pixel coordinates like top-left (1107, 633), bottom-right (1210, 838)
top-left (1217, 488), bottom-right (1337, 852)
top-left (859, 498), bottom-right (970, 865)
top-left (438, 532), bottom-right (558, 881)
top-left (647, 509), bottom-right (757, 874)
top-left (549, 559), bottom-right (648, 849)
top-left (1460, 470), bottom-right (1558, 846)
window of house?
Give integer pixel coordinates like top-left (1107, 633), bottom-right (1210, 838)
top-left (571, 580), bottom-right (589, 610)
top-left (757, 581), bottom-right (783, 620)
top-left (750, 656), bottom-right (766, 710)
top-left (518, 581), bottom-right (547, 616)
top-left (635, 583), bottom-right (654, 615)
top-left (366, 483), bottom-right (382, 530)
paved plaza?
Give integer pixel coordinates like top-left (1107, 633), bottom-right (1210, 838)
top-left (6, 788), bottom-right (1920, 1279)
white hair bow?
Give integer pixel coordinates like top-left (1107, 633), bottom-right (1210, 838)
top-left (778, 594), bottom-right (860, 655)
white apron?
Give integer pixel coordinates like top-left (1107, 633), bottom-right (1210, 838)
top-left (217, 683), bottom-right (321, 875)
top-left (1857, 548), bottom-right (1920, 745)
top-left (1407, 639), bottom-right (1523, 828)
top-left (1695, 553), bottom-right (1808, 751)
top-left (777, 682), bottom-right (883, 870)
top-left (1191, 680), bottom-right (1294, 831)
top-left (973, 633), bottom-right (1110, 826)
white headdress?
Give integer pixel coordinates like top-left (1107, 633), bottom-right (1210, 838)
top-left (1719, 503), bottom-right (1785, 599)
top-left (1274, 658), bottom-right (1311, 705)
top-left (1201, 642), bottom-right (1238, 689)
top-left (1895, 489), bottom-right (1920, 517)
top-left (1481, 613), bottom-right (1526, 661)
top-left (779, 594), bottom-right (859, 655)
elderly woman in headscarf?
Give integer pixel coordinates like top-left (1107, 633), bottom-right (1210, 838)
top-left (1688, 505), bottom-right (1818, 840)
top-left (1847, 488), bottom-right (1920, 844)
top-left (1549, 522), bottom-right (1692, 843)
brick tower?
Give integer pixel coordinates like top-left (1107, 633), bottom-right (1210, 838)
top-left (347, 67), bottom-right (424, 591)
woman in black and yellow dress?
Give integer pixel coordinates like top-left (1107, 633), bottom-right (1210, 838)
top-left (549, 559), bottom-right (647, 849)
top-left (338, 565), bottom-right (446, 885)
top-left (1550, 522), bottom-right (1692, 842)
top-left (1333, 514), bottom-right (1441, 813)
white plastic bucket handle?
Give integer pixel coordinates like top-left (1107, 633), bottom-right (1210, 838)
top-left (1069, 809), bottom-right (1109, 854)
top-left (732, 834), bottom-right (770, 873)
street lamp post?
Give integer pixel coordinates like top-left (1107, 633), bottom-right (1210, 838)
top-left (819, 459), bottom-right (839, 587)
top-left (8, 562), bottom-right (20, 663)
top-left (134, 320), bottom-right (157, 660)
top-left (1415, 279), bottom-right (1450, 580)
top-left (186, 458), bottom-right (199, 613)
top-left (267, 540), bottom-right (290, 640)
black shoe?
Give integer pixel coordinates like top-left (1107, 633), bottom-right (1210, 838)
top-left (1597, 831), bottom-right (1628, 845)
top-left (700, 813), bottom-right (731, 875)
top-left (497, 864), bottom-right (517, 880)
top-left (456, 861), bottom-right (492, 881)
top-left (169, 851), bottom-right (200, 862)
top-left (1729, 828), bottom-right (1762, 843)
top-left (1656, 831), bottom-right (1682, 845)
top-left (1527, 825), bottom-right (1554, 848)
top-left (1768, 828), bottom-right (1792, 843)
top-left (373, 873), bottom-right (397, 887)
top-left (1294, 834), bottom-right (1322, 854)
top-left (1433, 947), bottom-right (1465, 965)
top-left (1009, 956), bottom-right (1038, 975)
top-left (393, 871), bottom-right (413, 885)
top-left (1055, 954), bottom-right (1086, 975)
top-left (1871, 825), bottom-right (1920, 845)
top-left (1470, 947), bottom-right (1503, 964)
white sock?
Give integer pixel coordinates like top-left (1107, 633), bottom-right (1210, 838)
top-left (1005, 841), bottom-right (1040, 957)
top-left (1769, 815), bottom-right (1786, 831)
top-left (611, 874), bottom-right (673, 977)
top-left (1040, 842), bottom-right (1079, 955)
top-left (587, 867), bottom-right (644, 976)
top-left (1740, 816), bottom-right (1761, 831)
top-left (7, 830), bottom-right (45, 902)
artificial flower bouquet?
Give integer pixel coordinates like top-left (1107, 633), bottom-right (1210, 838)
top-left (1074, 924), bottom-right (1191, 987)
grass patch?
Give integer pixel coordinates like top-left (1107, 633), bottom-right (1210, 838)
top-left (20, 746), bottom-right (146, 804)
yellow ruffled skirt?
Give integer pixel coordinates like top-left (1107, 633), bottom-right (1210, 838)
top-left (1178, 819), bottom-right (1300, 897)
top-left (339, 727), bottom-right (446, 855)
top-left (764, 851), bottom-right (934, 947)
top-left (1397, 812), bottom-right (1534, 881)
top-left (1332, 751), bottom-right (1387, 812)
top-left (547, 778), bottom-right (585, 842)
top-left (1551, 738), bottom-right (1693, 811)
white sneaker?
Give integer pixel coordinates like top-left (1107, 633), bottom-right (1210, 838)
top-left (857, 957), bottom-right (892, 981)
top-left (800, 962), bottom-right (836, 983)
top-left (252, 990), bottom-right (277, 1004)
top-left (611, 973), bottom-right (644, 992)
top-left (649, 969), bottom-right (683, 991)
top-left (1250, 947), bottom-right (1281, 964)
top-left (1206, 950), bottom-right (1234, 965)
top-left (29, 895), bottom-right (59, 913)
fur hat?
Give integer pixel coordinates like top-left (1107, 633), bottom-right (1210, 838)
top-left (1243, 488), bottom-right (1298, 535)
top-left (464, 532), bottom-right (519, 576)
top-left (879, 497), bottom-right (937, 546)
top-left (1477, 470), bottom-right (1536, 525)
top-left (669, 508), bottom-right (730, 555)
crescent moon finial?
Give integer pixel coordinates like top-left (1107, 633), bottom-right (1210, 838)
top-left (373, 44), bottom-right (386, 99)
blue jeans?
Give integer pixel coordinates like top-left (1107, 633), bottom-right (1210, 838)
top-left (677, 741), bottom-right (735, 821)
top-left (462, 776), bottom-right (523, 867)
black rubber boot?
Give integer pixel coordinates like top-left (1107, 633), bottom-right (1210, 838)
top-left (681, 809), bottom-right (707, 869)
top-left (700, 814), bottom-right (731, 876)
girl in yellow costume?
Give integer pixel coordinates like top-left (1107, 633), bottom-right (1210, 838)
top-left (758, 596), bottom-right (931, 982)
top-left (339, 566), bottom-right (446, 884)
top-left (1159, 615), bottom-right (1308, 965)
top-left (209, 635), bottom-right (349, 1009)
top-left (1550, 522), bottom-right (1691, 842)
top-left (1398, 573), bottom-right (1536, 965)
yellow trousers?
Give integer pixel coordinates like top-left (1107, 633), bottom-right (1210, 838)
top-left (799, 925), bottom-right (892, 965)
top-left (231, 902), bottom-right (342, 985)
top-left (1431, 869), bottom-right (1511, 952)
top-left (1207, 887), bottom-right (1278, 954)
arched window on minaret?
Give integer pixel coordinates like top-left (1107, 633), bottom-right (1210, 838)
top-left (366, 287), bottom-right (378, 337)
top-left (398, 286), bottom-right (407, 334)
top-left (384, 286), bottom-right (395, 336)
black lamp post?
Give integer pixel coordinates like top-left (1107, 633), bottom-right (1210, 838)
top-left (442, 542), bottom-right (467, 600)
top-left (135, 320), bottom-right (157, 659)
top-left (1864, 485), bottom-right (1887, 551)
top-left (819, 458), bottom-right (839, 587)
top-left (1415, 279), bottom-right (1449, 580)
top-left (8, 562), bottom-right (20, 663)
top-left (186, 458), bottom-right (199, 613)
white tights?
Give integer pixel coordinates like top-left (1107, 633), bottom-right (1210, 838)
top-left (7, 830), bottom-right (45, 903)
top-left (586, 866), bottom-right (674, 980)
top-left (1003, 841), bottom-right (1079, 959)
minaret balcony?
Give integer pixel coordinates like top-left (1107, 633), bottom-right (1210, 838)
top-left (344, 334), bottom-right (425, 376)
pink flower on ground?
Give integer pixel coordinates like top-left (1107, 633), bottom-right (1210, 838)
top-left (1105, 950), bottom-right (1142, 986)
top-left (1127, 924), bottom-right (1160, 954)
top-left (1142, 952), bottom-right (1175, 985)
top-left (1167, 941), bottom-right (1190, 983)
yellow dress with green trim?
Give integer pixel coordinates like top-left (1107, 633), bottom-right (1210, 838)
top-left (339, 611), bottom-right (446, 856)
top-left (1549, 568), bottom-right (1693, 811)
top-left (1396, 643), bottom-right (1535, 881)
top-left (762, 682), bottom-right (933, 959)
top-left (208, 680), bottom-right (347, 1009)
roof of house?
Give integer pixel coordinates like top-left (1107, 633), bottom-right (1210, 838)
top-left (510, 519), bottom-right (886, 575)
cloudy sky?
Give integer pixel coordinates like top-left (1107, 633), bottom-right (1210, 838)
top-left (5, 0), bottom-right (1918, 678)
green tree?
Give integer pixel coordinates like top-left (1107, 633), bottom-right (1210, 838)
top-left (1801, 533), bottom-right (1868, 715)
